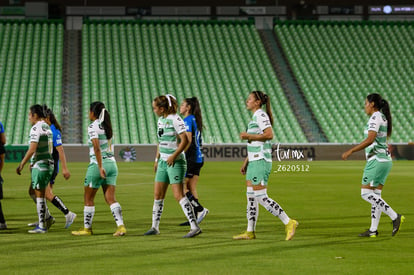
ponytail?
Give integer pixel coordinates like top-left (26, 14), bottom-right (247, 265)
top-left (366, 93), bottom-right (392, 138)
top-left (90, 101), bottom-right (113, 139)
top-left (184, 97), bottom-right (204, 133)
top-left (46, 108), bottom-right (62, 132)
top-left (252, 91), bottom-right (273, 126)
top-left (381, 99), bottom-right (392, 138)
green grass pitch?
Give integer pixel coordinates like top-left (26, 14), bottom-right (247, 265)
top-left (0, 160), bottom-right (413, 274)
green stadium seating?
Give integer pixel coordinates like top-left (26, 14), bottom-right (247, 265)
top-left (82, 20), bottom-right (307, 144)
top-left (0, 20), bottom-right (63, 144)
top-left (275, 21), bottom-right (414, 143)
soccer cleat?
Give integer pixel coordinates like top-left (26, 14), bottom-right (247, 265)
top-left (143, 227), bottom-right (160, 236)
top-left (113, 225), bottom-right (127, 236)
top-left (0, 223), bottom-right (7, 230)
top-left (46, 216), bottom-right (55, 230)
top-left (285, 219), bottom-right (299, 241)
top-left (197, 208), bottom-right (209, 224)
top-left (392, 214), bottom-right (405, 236)
top-left (183, 227), bottom-right (202, 238)
top-left (233, 231), bottom-right (256, 240)
top-left (358, 229), bottom-right (378, 238)
top-left (28, 222), bottom-right (39, 227)
top-left (28, 226), bottom-right (47, 234)
top-left (64, 211), bottom-right (77, 229)
top-left (71, 227), bottom-right (93, 236)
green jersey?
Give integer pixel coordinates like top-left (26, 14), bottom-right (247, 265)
top-left (157, 114), bottom-right (186, 161)
top-left (29, 120), bottom-right (53, 168)
top-left (247, 109), bottom-right (273, 162)
top-left (88, 120), bottom-right (115, 164)
top-left (365, 111), bottom-right (391, 162)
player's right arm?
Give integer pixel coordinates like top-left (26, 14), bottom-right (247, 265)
top-left (154, 145), bottom-right (160, 173)
top-left (240, 157), bottom-right (249, 175)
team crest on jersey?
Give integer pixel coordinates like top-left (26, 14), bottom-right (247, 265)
top-left (119, 146), bottom-right (137, 162)
top-left (41, 124), bottom-right (49, 131)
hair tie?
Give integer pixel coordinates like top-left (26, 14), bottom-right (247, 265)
top-left (165, 94), bottom-right (176, 107)
top-left (263, 94), bottom-right (268, 104)
top-left (99, 108), bottom-right (106, 123)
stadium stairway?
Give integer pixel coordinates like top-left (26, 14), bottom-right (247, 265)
top-left (62, 30), bottom-right (82, 143)
top-left (259, 29), bottom-right (327, 142)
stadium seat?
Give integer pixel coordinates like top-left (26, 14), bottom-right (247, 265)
top-left (82, 20), bottom-right (307, 144)
top-left (0, 20), bottom-right (63, 144)
top-left (275, 21), bottom-right (414, 143)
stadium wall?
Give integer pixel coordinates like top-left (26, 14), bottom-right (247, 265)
top-left (5, 144), bottom-right (414, 163)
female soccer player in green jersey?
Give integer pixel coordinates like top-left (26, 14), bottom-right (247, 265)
top-left (342, 93), bottom-right (404, 237)
top-left (144, 94), bottom-right (201, 238)
top-left (233, 91), bottom-right (298, 241)
top-left (16, 105), bottom-right (54, 233)
top-left (72, 102), bottom-right (126, 236)
top-left (27, 107), bottom-right (76, 230)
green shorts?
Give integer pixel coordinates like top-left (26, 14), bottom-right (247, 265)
top-left (155, 159), bottom-right (186, 184)
top-left (362, 159), bottom-right (392, 187)
top-left (246, 159), bottom-right (272, 186)
top-left (31, 165), bottom-right (53, 190)
top-left (84, 159), bottom-right (118, 188)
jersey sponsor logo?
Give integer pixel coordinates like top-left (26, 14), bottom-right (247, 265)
top-left (158, 128), bottom-right (164, 137)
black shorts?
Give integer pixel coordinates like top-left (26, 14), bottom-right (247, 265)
top-left (0, 145), bottom-right (5, 155)
top-left (49, 161), bottom-right (59, 185)
top-left (185, 161), bottom-right (204, 178)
